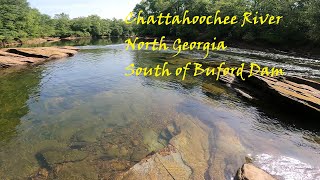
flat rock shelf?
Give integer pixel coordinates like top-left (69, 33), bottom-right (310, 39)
top-left (0, 46), bottom-right (79, 68)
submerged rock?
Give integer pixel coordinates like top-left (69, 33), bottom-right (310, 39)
top-left (169, 114), bottom-right (211, 179)
top-left (52, 161), bottom-right (98, 180)
top-left (116, 114), bottom-right (211, 180)
top-left (97, 159), bottom-right (133, 179)
top-left (235, 163), bottom-right (276, 180)
top-left (117, 145), bottom-right (192, 180)
top-left (40, 149), bottom-right (88, 167)
top-left (29, 168), bottom-right (49, 180)
top-left (208, 121), bottom-right (246, 180)
top-left (143, 129), bottom-right (166, 152)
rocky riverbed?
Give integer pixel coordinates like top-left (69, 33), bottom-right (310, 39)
top-left (0, 44), bottom-right (319, 179)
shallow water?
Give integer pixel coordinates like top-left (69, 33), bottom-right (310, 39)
top-left (0, 40), bottom-right (319, 179)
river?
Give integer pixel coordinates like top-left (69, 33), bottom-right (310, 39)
top-left (0, 39), bottom-right (319, 179)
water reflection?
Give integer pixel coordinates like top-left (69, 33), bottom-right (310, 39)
top-left (0, 68), bottom-right (42, 142)
top-left (15, 37), bottom-right (125, 48)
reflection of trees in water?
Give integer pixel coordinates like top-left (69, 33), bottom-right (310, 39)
top-left (19, 37), bottom-right (125, 48)
top-left (131, 50), bottom-right (199, 89)
top-left (0, 68), bottom-right (42, 142)
top-left (131, 50), bottom-right (229, 94)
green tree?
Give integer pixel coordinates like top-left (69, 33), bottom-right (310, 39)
top-left (54, 13), bottom-right (72, 37)
top-left (0, 0), bottom-right (30, 41)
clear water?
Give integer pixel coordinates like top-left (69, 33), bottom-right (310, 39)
top-left (0, 39), bottom-right (319, 179)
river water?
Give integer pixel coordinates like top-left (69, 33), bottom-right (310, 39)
top-left (0, 39), bottom-right (319, 179)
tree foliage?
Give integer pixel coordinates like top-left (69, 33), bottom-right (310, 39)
top-left (0, 0), bottom-right (133, 43)
top-left (132, 0), bottom-right (320, 45)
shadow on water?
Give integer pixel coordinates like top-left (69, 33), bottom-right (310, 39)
top-left (241, 95), bottom-right (320, 133)
top-left (0, 68), bottom-right (42, 142)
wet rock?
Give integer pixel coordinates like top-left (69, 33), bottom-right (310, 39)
top-left (105, 128), bottom-right (113, 134)
top-left (96, 159), bottom-right (132, 179)
top-left (142, 129), bottom-right (166, 152)
top-left (40, 149), bottom-right (88, 167)
top-left (285, 76), bottom-right (320, 90)
top-left (234, 88), bottom-right (254, 99)
top-left (38, 168), bottom-right (49, 178)
top-left (232, 72), bottom-right (320, 118)
top-left (117, 145), bottom-right (192, 180)
top-left (159, 123), bottom-right (179, 143)
top-left (6, 47), bottom-right (78, 59)
top-left (99, 125), bottom-right (149, 161)
top-left (132, 140), bottom-right (139, 146)
top-left (29, 168), bottom-right (49, 180)
top-left (116, 114), bottom-right (211, 180)
top-left (0, 55), bottom-right (39, 67)
top-left (69, 141), bottom-right (89, 150)
top-left (219, 74), bottom-right (237, 85)
top-left (169, 114), bottom-right (211, 179)
top-left (130, 149), bottom-right (149, 162)
top-left (0, 46), bottom-right (79, 69)
top-left (208, 121), bottom-right (246, 180)
top-left (72, 127), bottom-right (101, 143)
top-left (52, 161), bottom-right (98, 179)
top-left (235, 164), bottom-right (276, 180)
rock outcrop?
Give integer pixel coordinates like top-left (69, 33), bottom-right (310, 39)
top-left (115, 115), bottom-right (249, 180)
top-left (116, 114), bottom-right (212, 180)
top-left (235, 163), bottom-right (276, 180)
top-left (0, 46), bottom-right (79, 68)
top-left (241, 73), bottom-right (320, 112)
top-left (216, 71), bottom-right (320, 124)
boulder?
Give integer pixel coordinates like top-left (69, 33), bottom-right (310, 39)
top-left (235, 164), bottom-right (276, 180)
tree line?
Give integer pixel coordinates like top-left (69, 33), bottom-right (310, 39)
top-left (1, 0), bottom-right (319, 47)
top-left (131, 0), bottom-right (320, 46)
top-left (0, 0), bottom-right (133, 43)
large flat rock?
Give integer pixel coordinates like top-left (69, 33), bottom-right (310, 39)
top-left (0, 46), bottom-right (79, 68)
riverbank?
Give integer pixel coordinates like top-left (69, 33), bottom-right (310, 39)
top-left (0, 37), bottom-right (89, 48)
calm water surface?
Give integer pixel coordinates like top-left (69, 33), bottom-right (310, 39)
top-left (0, 39), bottom-right (319, 179)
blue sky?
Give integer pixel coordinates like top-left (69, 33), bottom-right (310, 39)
top-left (28, 0), bottom-right (141, 19)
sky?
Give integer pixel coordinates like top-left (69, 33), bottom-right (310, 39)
top-left (28, 0), bottom-right (141, 19)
